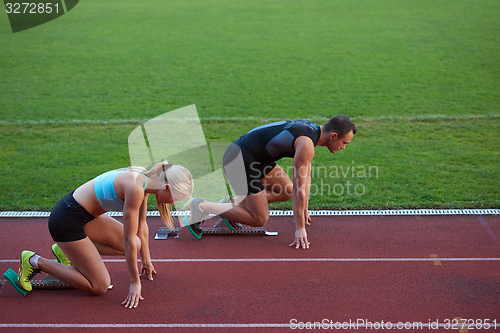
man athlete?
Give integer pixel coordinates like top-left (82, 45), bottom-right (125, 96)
top-left (190, 115), bottom-right (356, 249)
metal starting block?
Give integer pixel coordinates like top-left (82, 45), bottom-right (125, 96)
top-left (1, 268), bottom-right (113, 296)
top-left (155, 217), bottom-right (278, 240)
top-left (1, 268), bottom-right (73, 297)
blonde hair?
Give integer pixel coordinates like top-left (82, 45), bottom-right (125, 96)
top-left (128, 161), bottom-right (194, 229)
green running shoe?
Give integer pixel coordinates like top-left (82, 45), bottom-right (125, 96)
top-left (182, 215), bottom-right (203, 239)
top-left (218, 197), bottom-right (241, 229)
top-left (18, 251), bottom-right (41, 292)
top-left (218, 216), bottom-right (242, 230)
top-left (52, 244), bottom-right (71, 266)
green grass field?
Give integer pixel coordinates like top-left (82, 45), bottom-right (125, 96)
top-left (1, 0), bottom-right (499, 211)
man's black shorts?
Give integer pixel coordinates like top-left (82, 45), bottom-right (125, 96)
top-left (222, 139), bottom-right (276, 196)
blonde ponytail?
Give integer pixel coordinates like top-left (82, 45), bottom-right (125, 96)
top-left (129, 161), bottom-right (193, 229)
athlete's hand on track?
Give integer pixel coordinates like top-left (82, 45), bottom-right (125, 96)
top-left (122, 282), bottom-right (143, 309)
top-left (289, 228), bottom-right (310, 249)
top-left (140, 262), bottom-right (157, 281)
top-left (305, 211), bottom-right (311, 225)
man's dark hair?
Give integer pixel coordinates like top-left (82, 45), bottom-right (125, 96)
top-left (323, 115), bottom-right (357, 138)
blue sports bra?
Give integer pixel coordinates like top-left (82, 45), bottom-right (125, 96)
top-left (93, 170), bottom-right (148, 212)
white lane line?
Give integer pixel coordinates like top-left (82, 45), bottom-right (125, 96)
top-left (0, 323), bottom-right (289, 328)
top-left (2, 208), bottom-right (500, 217)
top-left (1, 257), bottom-right (500, 263)
top-left (0, 323), bottom-right (499, 329)
top-left (115, 257), bottom-right (500, 263)
top-left (0, 113), bottom-right (498, 125)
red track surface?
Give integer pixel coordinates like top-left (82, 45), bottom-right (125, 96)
top-left (0, 214), bottom-right (499, 332)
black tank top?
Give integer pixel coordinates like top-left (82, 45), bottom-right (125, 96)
top-left (236, 120), bottom-right (321, 163)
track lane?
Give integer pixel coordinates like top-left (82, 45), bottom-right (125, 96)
top-left (0, 214), bottom-right (498, 332)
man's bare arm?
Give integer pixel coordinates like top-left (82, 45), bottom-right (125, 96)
top-left (290, 136), bottom-right (315, 249)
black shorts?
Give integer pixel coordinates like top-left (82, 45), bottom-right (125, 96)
top-left (48, 191), bottom-right (96, 242)
top-left (222, 139), bottom-right (276, 196)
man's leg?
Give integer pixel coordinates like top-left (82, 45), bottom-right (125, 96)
top-left (198, 191), bottom-right (269, 227)
top-left (262, 165), bottom-right (293, 203)
top-left (198, 165), bottom-right (293, 227)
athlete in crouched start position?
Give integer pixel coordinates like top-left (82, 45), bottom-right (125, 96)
top-left (189, 115), bottom-right (356, 250)
top-left (18, 161), bottom-right (193, 308)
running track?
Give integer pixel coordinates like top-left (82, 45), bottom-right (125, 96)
top-left (0, 213), bottom-right (499, 332)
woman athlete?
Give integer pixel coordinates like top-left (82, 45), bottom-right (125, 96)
top-left (17, 161), bottom-right (193, 309)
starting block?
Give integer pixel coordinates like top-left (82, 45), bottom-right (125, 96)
top-left (1, 268), bottom-right (73, 297)
top-left (155, 216), bottom-right (278, 240)
top-left (1, 268), bottom-right (113, 297)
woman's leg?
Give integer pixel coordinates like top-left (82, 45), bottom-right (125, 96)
top-left (34, 215), bottom-right (141, 294)
top-left (37, 237), bottom-right (111, 295)
top-left (84, 214), bottom-right (141, 255)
